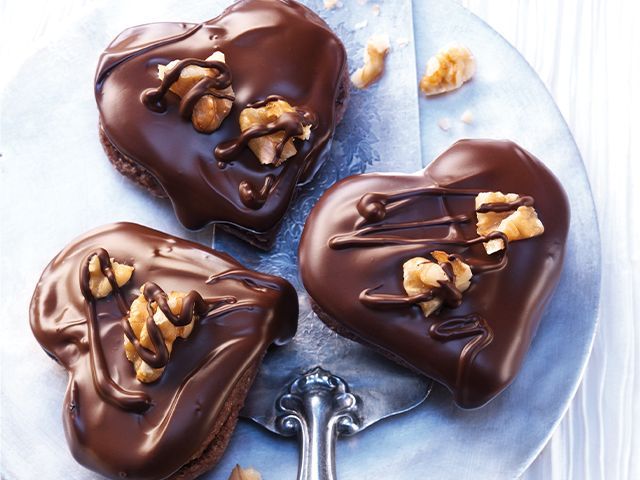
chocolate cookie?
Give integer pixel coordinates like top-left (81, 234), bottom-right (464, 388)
top-left (95, 0), bottom-right (349, 249)
top-left (299, 140), bottom-right (570, 409)
top-left (30, 223), bottom-right (298, 479)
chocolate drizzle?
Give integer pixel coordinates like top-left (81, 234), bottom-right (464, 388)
top-left (207, 268), bottom-right (286, 294)
top-left (429, 314), bottom-right (494, 392)
top-left (78, 249), bottom-right (244, 409)
top-left (361, 251), bottom-right (468, 310)
top-left (476, 195), bottom-right (533, 213)
top-left (356, 187), bottom-right (482, 223)
top-left (141, 58), bottom-right (233, 116)
top-left (120, 282), bottom-right (237, 370)
top-left (214, 101), bottom-right (316, 166)
top-left (31, 223), bottom-right (298, 478)
top-left (359, 287), bottom-right (438, 309)
top-left (239, 174), bottom-right (276, 209)
top-left (78, 249), bottom-right (151, 413)
top-left (299, 139), bottom-right (571, 408)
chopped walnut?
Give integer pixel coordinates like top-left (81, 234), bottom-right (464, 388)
top-left (88, 255), bottom-right (133, 299)
top-left (420, 43), bottom-right (476, 96)
top-left (238, 99), bottom-right (311, 166)
top-left (476, 192), bottom-right (545, 254)
top-left (351, 34), bottom-right (390, 89)
top-left (158, 51), bottom-right (234, 133)
top-left (228, 465), bottom-right (262, 480)
top-left (124, 288), bottom-right (196, 383)
top-left (403, 251), bottom-right (472, 318)
top-left (323, 0), bottom-right (341, 10)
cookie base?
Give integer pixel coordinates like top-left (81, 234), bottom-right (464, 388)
top-left (170, 358), bottom-right (260, 480)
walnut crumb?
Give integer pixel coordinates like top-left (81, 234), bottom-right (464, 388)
top-left (323, 0), bottom-right (340, 10)
top-left (351, 34), bottom-right (391, 89)
top-left (420, 43), bottom-right (476, 96)
top-left (476, 192), bottom-right (544, 254)
top-left (228, 465), bottom-right (262, 480)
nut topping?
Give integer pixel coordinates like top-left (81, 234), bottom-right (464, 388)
top-left (475, 192), bottom-right (545, 254)
top-left (420, 43), bottom-right (476, 96)
top-left (87, 254), bottom-right (133, 299)
top-left (238, 99), bottom-right (312, 165)
top-left (123, 288), bottom-right (197, 383)
top-left (351, 34), bottom-right (391, 89)
top-left (157, 51), bottom-right (234, 133)
top-left (403, 251), bottom-right (472, 318)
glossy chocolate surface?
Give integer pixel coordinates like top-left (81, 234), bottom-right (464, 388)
top-left (30, 223), bottom-right (298, 479)
top-left (95, 0), bottom-right (347, 236)
top-left (299, 140), bottom-right (570, 409)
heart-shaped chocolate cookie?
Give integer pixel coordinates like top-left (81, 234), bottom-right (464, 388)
top-left (299, 140), bottom-right (570, 408)
top-left (95, 0), bottom-right (348, 249)
top-left (30, 223), bottom-right (298, 479)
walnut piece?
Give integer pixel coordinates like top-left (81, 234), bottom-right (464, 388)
top-left (238, 99), bottom-right (311, 166)
top-left (323, 0), bottom-right (340, 10)
top-left (403, 251), bottom-right (472, 318)
top-left (420, 43), bottom-right (476, 96)
top-left (158, 51), bottom-right (234, 133)
top-left (88, 255), bottom-right (133, 299)
top-left (351, 34), bottom-right (391, 89)
top-left (124, 288), bottom-right (197, 383)
top-left (476, 192), bottom-right (545, 254)
top-left (228, 465), bottom-right (262, 480)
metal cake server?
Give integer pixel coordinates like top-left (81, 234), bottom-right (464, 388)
top-left (241, 296), bottom-right (433, 480)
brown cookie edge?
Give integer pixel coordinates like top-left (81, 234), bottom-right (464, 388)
top-left (168, 357), bottom-right (262, 480)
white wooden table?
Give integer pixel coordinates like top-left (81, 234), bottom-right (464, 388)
top-left (1, 1), bottom-right (637, 478)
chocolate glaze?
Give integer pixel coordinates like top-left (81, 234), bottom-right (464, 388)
top-left (95, 0), bottom-right (347, 236)
top-left (214, 106), bottom-right (315, 167)
top-left (30, 223), bottom-right (298, 479)
top-left (299, 140), bottom-right (570, 409)
top-left (140, 58), bottom-right (233, 116)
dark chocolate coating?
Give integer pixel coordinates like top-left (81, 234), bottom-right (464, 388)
top-left (95, 0), bottom-right (347, 238)
top-left (30, 223), bottom-right (298, 479)
top-left (299, 140), bottom-right (570, 409)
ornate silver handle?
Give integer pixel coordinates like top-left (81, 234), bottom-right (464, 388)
top-left (276, 367), bottom-right (361, 480)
